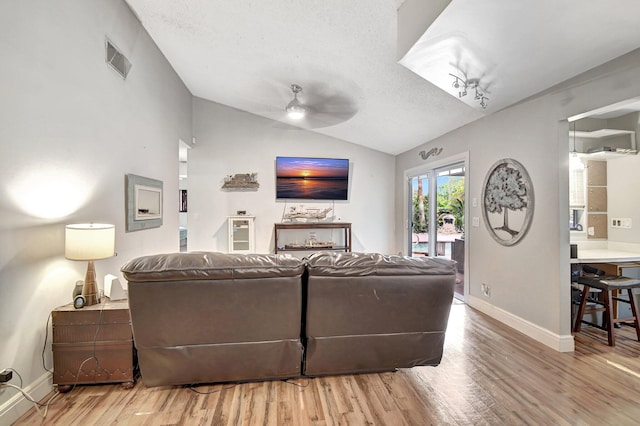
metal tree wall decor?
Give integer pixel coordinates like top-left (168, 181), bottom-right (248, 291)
top-left (481, 158), bottom-right (534, 246)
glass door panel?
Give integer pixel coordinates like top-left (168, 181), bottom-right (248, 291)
top-left (409, 160), bottom-right (465, 300)
top-left (436, 163), bottom-right (465, 261)
top-left (409, 174), bottom-right (430, 257)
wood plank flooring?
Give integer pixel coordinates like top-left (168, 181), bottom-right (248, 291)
top-left (15, 303), bottom-right (640, 425)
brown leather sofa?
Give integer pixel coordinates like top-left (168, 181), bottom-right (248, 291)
top-left (121, 251), bottom-right (456, 387)
top-left (303, 252), bottom-right (456, 376)
top-left (121, 252), bottom-right (305, 386)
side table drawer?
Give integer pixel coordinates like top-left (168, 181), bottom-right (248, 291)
top-left (53, 322), bottom-right (132, 343)
top-left (52, 307), bottom-right (130, 325)
top-left (53, 340), bottom-right (134, 385)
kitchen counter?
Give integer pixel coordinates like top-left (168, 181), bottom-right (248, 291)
top-left (571, 248), bottom-right (640, 264)
top-left (571, 241), bottom-right (640, 264)
top-left (570, 243), bottom-right (640, 325)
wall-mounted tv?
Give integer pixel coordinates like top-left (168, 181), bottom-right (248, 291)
top-left (276, 156), bottom-right (349, 200)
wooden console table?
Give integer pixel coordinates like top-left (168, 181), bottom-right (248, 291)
top-left (274, 222), bottom-right (352, 254)
top-left (52, 299), bottom-right (136, 392)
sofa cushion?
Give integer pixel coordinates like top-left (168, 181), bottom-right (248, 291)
top-left (304, 251), bottom-right (456, 276)
top-left (121, 251), bottom-right (304, 281)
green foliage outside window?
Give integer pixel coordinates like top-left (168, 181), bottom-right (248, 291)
top-left (412, 176), bottom-right (465, 234)
top-left (412, 193), bottom-right (428, 233)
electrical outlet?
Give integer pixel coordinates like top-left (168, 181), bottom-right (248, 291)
top-left (481, 283), bottom-right (491, 297)
top-left (472, 217), bottom-right (480, 227)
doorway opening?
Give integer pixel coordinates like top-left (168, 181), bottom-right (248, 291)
top-left (179, 140), bottom-right (190, 252)
top-left (408, 160), bottom-right (466, 299)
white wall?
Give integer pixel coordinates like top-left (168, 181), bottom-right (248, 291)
top-left (0, 0), bottom-right (192, 420)
top-left (395, 48), bottom-right (640, 352)
top-left (188, 98), bottom-right (396, 255)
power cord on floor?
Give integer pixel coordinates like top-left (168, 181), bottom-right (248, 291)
top-left (282, 378), bottom-right (310, 387)
top-left (186, 383), bottom-right (237, 394)
top-left (0, 312), bottom-right (61, 420)
top-left (0, 371), bottom-right (61, 419)
top-left (185, 377), bottom-right (310, 394)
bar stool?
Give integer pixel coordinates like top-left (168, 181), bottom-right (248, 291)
top-left (573, 275), bottom-right (640, 346)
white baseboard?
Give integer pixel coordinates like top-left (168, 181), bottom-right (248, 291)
top-left (0, 371), bottom-right (53, 424)
top-left (467, 295), bottom-right (575, 352)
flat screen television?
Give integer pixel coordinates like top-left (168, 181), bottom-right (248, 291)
top-left (276, 156), bottom-right (349, 200)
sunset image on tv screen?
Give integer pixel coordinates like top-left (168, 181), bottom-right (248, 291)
top-left (276, 157), bottom-right (349, 200)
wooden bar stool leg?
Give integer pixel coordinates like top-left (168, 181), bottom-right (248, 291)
top-left (603, 290), bottom-right (615, 346)
top-left (627, 288), bottom-right (640, 342)
top-left (574, 285), bottom-right (590, 333)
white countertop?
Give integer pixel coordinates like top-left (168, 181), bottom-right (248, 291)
top-left (571, 241), bottom-right (640, 263)
top-left (571, 249), bottom-right (640, 263)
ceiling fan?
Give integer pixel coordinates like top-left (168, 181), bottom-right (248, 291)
top-left (280, 82), bottom-right (359, 129)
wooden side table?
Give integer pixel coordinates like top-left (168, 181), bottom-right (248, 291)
top-left (52, 299), bottom-right (135, 392)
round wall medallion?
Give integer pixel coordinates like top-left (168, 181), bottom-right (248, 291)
top-left (481, 158), bottom-right (534, 246)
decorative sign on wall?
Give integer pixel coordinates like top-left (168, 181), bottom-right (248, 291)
top-left (418, 147), bottom-right (443, 160)
top-left (481, 158), bottom-right (534, 246)
top-left (222, 173), bottom-right (259, 190)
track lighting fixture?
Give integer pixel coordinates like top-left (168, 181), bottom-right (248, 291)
top-left (449, 74), bottom-right (489, 109)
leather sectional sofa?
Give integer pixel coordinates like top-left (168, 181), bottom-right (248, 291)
top-left (121, 251), bottom-right (456, 387)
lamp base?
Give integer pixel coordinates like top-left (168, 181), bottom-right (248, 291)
top-left (82, 260), bottom-right (101, 306)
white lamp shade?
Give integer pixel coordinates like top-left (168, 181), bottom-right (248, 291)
top-left (65, 223), bottom-right (115, 261)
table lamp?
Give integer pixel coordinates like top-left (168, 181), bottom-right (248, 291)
top-left (65, 223), bottom-right (115, 306)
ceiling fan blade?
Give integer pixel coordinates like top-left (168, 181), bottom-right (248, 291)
top-left (252, 78), bottom-right (361, 129)
top-left (297, 83), bottom-right (359, 128)
top-left (303, 102), bottom-right (358, 128)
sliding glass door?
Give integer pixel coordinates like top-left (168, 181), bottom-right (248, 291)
top-left (408, 161), bottom-right (465, 298)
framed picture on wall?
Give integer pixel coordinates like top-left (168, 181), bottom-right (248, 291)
top-left (125, 174), bottom-right (163, 232)
top-left (179, 189), bottom-right (187, 212)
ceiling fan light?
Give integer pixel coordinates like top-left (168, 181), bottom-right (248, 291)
top-left (285, 83), bottom-right (306, 119)
top-left (286, 99), bottom-right (306, 119)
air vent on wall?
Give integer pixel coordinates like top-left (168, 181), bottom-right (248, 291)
top-left (105, 39), bottom-right (131, 79)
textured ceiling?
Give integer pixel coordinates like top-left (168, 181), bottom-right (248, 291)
top-left (125, 0), bottom-right (640, 155)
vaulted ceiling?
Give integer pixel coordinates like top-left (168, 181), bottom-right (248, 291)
top-left (125, 0), bottom-right (640, 155)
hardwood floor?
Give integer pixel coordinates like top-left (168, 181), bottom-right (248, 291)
top-left (15, 303), bottom-right (640, 425)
